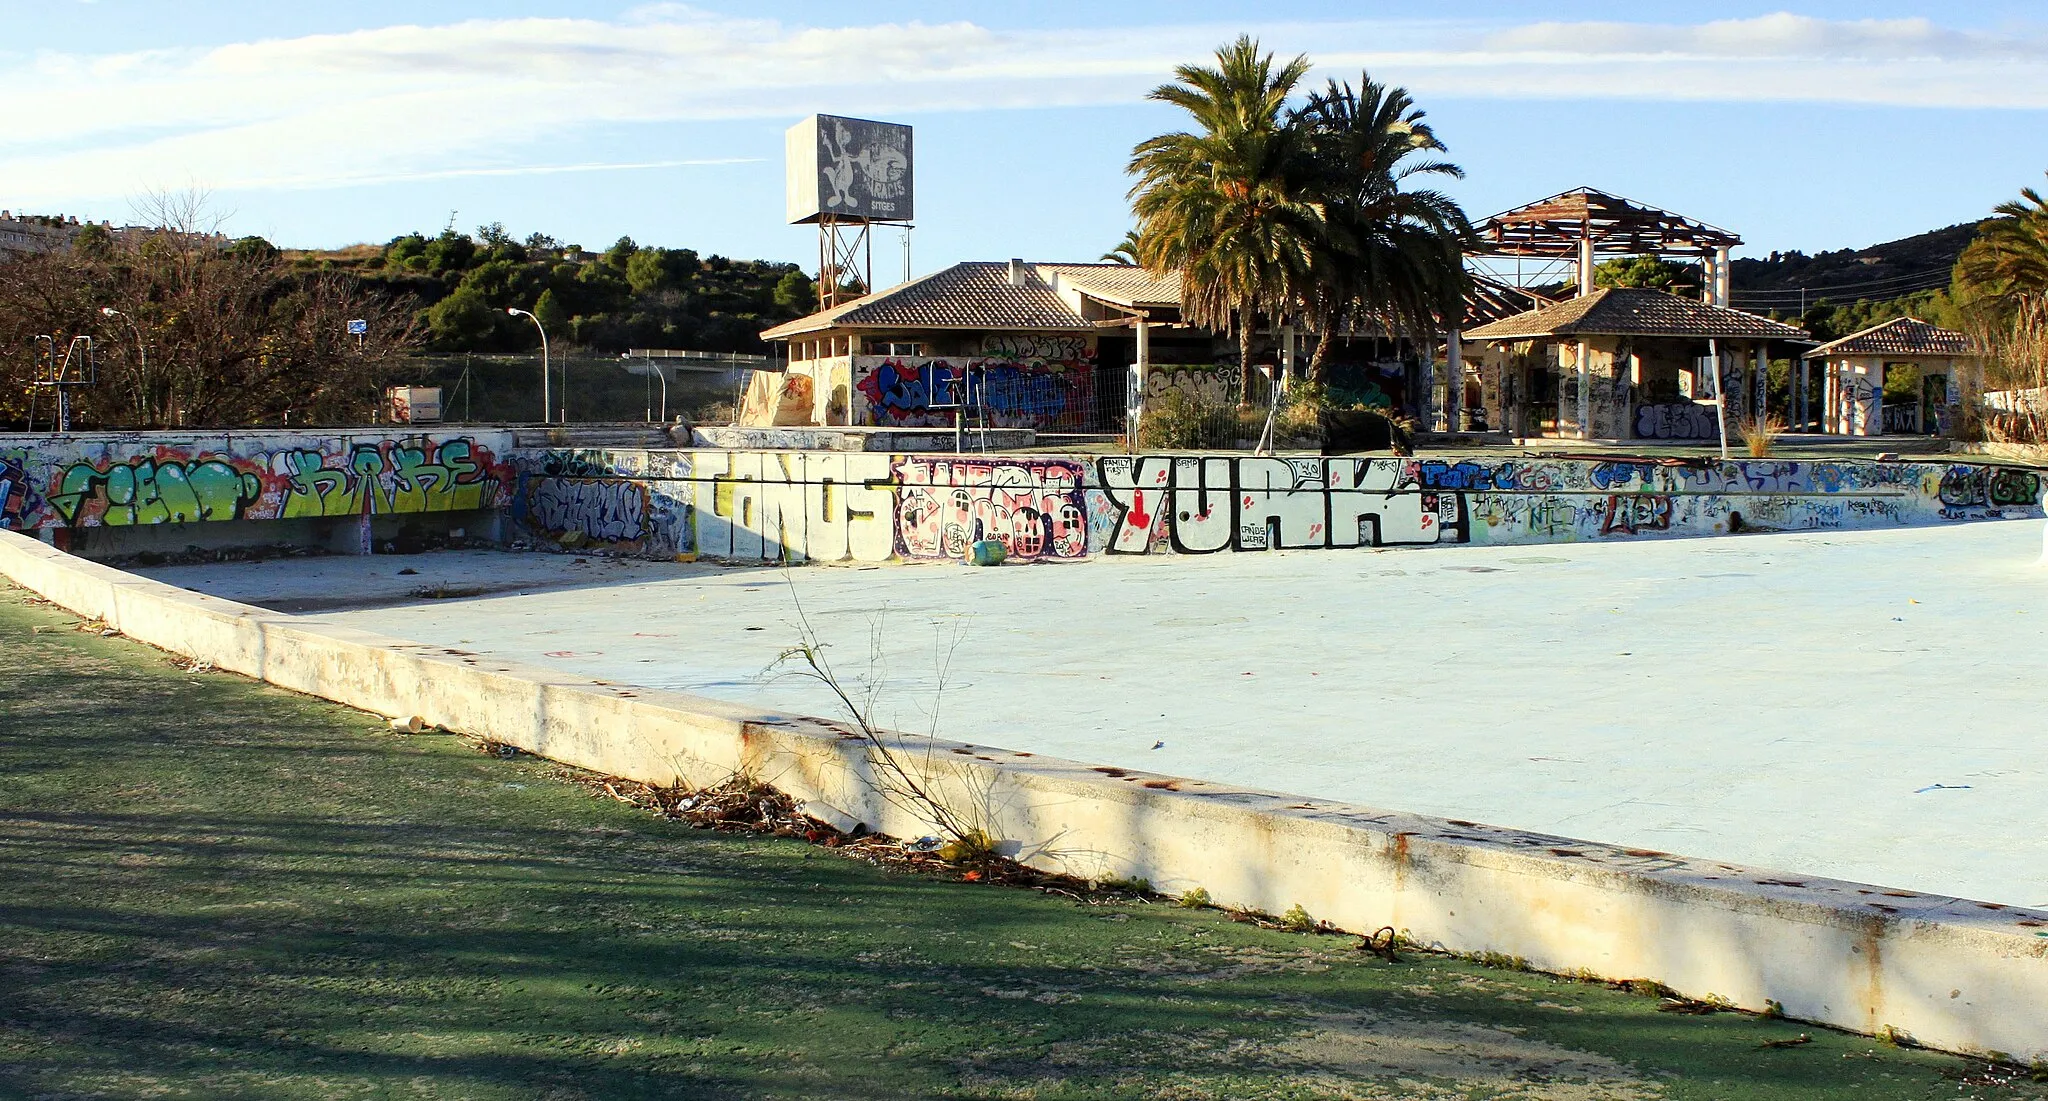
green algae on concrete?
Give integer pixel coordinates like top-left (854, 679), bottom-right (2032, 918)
top-left (0, 584), bottom-right (2040, 1100)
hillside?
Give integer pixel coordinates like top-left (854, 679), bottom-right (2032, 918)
top-left (1728, 222), bottom-right (1979, 310)
top-left (284, 226), bottom-right (816, 357)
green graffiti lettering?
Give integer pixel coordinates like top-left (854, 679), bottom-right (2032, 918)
top-left (51, 457), bottom-right (262, 527)
top-left (274, 438), bottom-right (503, 520)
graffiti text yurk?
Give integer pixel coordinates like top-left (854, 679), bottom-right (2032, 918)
top-left (1096, 456), bottom-right (1467, 554)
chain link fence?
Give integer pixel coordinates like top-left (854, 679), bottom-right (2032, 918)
top-left (391, 354), bottom-right (743, 424)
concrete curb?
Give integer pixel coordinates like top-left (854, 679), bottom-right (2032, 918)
top-left (4, 526), bottom-right (2044, 1061)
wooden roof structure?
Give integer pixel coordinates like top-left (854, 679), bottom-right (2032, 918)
top-left (1474, 187), bottom-right (1743, 259)
top-left (1466, 274), bottom-right (1551, 328)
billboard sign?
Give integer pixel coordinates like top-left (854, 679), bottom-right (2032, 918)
top-left (786, 114), bottom-right (912, 224)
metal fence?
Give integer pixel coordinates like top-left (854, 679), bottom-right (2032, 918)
top-left (1131, 367), bottom-right (1328, 451)
top-left (394, 354), bottom-right (741, 424)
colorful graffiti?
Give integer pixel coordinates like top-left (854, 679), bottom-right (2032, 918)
top-left (25, 432), bottom-right (2030, 562)
top-left (275, 439), bottom-right (502, 518)
top-left (657, 452), bottom-right (2040, 560)
top-left (1600, 494), bottom-right (1675, 536)
top-left (692, 451), bottom-right (895, 563)
top-left (11, 433), bottom-right (514, 530)
top-left (895, 457), bottom-right (1087, 561)
top-left (1096, 456), bottom-right (1468, 554)
top-left (854, 357), bottom-right (1093, 430)
top-left (50, 457), bottom-right (264, 526)
top-left (0, 449), bottom-right (33, 529)
top-left (512, 449), bottom-right (693, 556)
top-left (1938, 466), bottom-right (2042, 511)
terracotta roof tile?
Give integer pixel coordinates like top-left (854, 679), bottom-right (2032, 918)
top-left (1040, 263), bottom-right (1182, 307)
top-left (1463, 287), bottom-right (1809, 342)
top-left (761, 262), bottom-right (1088, 339)
top-left (1803, 317), bottom-right (1976, 359)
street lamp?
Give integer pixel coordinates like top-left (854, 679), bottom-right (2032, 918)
top-left (506, 307), bottom-right (553, 423)
top-left (101, 307), bottom-right (149, 425)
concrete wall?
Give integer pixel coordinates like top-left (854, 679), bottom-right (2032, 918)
top-left (4, 523), bottom-right (2045, 1061)
top-left (1, 429), bottom-right (517, 554)
top-left (6, 432), bottom-right (2039, 566)
top-left (509, 448), bottom-right (2045, 562)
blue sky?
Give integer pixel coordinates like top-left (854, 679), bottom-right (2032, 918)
top-left (8, 2), bottom-right (2048, 274)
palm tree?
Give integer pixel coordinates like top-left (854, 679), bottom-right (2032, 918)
top-left (1957, 176), bottom-right (2048, 318)
top-left (1292, 75), bottom-right (1472, 383)
top-left (1128, 36), bottom-right (1317, 399)
top-left (1957, 177), bottom-right (2048, 402)
top-left (1100, 230), bottom-right (1142, 266)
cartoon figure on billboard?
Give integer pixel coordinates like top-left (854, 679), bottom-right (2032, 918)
top-left (823, 120), bottom-right (860, 211)
top-left (821, 119), bottom-right (909, 214)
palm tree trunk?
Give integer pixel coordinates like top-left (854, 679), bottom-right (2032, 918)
top-left (1238, 307), bottom-right (1255, 408)
top-left (1308, 314), bottom-right (1333, 386)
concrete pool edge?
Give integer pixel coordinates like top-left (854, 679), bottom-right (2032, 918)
top-left (5, 527), bottom-right (2045, 1061)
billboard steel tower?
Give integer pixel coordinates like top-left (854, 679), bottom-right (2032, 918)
top-left (786, 114), bottom-right (913, 311)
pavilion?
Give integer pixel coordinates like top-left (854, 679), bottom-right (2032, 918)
top-left (1463, 288), bottom-right (1810, 441)
top-left (1803, 317), bottom-right (1981, 436)
top-left (1460, 188), bottom-right (1813, 441)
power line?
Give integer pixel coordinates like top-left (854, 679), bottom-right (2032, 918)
top-left (1734, 270), bottom-right (1952, 298)
top-left (1733, 277), bottom-right (1954, 307)
top-left (1729, 265), bottom-right (1955, 302)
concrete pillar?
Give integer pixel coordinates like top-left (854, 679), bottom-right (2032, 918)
top-left (1797, 358), bottom-right (1809, 431)
top-left (1575, 340), bottom-right (1591, 439)
top-left (1578, 238), bottom-right (1595, 297)
top-left (1131, 320), bottom-right (1150, 447)
top-left (1754, 344), bottom-right (1769, 427)
top-left (1823, 360), bottom-right (1837, 433)
top-left (1446, 332), bottom-right (1465, 431)
top-left (1714, 247), bottom-right (1731, 307)
top-left (1626, 345), bottom-right (1642, 439)
top-left (1280, 325), bottom-right (1296, 388)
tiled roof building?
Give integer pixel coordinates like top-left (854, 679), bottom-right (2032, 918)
top-left (1464, 288), bottom-right (1809, 342)
top-left (1804, 317), bottom-right (1975, 360)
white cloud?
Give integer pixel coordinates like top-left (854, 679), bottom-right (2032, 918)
top-left (2, 10), bottom-right (2044, 205)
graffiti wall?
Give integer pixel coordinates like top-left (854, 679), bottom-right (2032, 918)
top-left (1635, 402), bottom-right (1719, 441)
top-left (1, 431), bottom-right (516, 533)
top-left (0, 449), bottom-right (35, 529)
top-left (896, 457), bottom-right (1087, 561)
top-left (1142, 365), bottom-right (1235, 406)
top-left (851, 355), bottom-right (1095, 431)
top-left (1096, 456), bottom-right (1465, 553)
top-left (691, 451), bottom-right (897, 563)
top-left (509, 449), bottom-right (694, 557)
top-left (512, 449), bottom-right (2044, 565)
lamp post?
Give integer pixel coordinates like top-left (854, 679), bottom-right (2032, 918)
top-left (100, 307), bottom-right (148, 425)
top-left (506, 307), bottom-right (552, 423)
